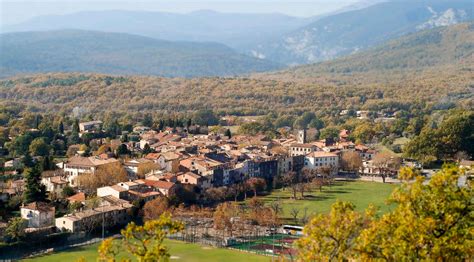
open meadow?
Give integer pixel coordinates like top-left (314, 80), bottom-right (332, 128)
top-left (24, 239), bottom-right (269, 262)
top-left (258, 180), bottom-right (396, 221)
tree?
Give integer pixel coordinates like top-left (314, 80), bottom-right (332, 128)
top-left (193, 109), bottom-right (218, 126)
top-left (372, 152), bottom-right (401, 183)
top-left (143, 196), bottom-right (170, 221)
top-left (283, 171), bottom-right (299, 199)
top-left (99, 213), bottom-right (184, 262)
top-left (5, 217), bottom-right (28, 242)
top-left (352, 122), bottom-right (375, 144)
top-left (22, 152), bottom-right (35, 168)
top-left (76, 164), bottom-right (128, 195)
top-left (224, 128), bottom-right (232, 138)
top-left (213, 202), bottom-right (240, 237)
top-left (357, 166), bottom-right (473, 260)
top-left (320, 127), bottom-right (339, 141)
top-left (62, 185), bottom-right (76, 197)
top-left (23, 164), bottom-right (47, 203)
top-left (8, 134), bottom-right (33, 156)
top-left (247, 197), bottom-right (265, 223)
top-left (137, 162), bottom-right (160, 178)
top-left (203, 187), bottom-right (226, 204)
top-left (246, 177), bottom-right (266, 197)
top-left (116, 144), bottom-right (130, 156)
top-left (58, 121), bottom-right (64, 134)
top-left (226, 184), bottom-right (241, 202)
top-left (142, 143), bottom-right (153, 155)
top-left (340, 151), bottom-right (362, 174)
top-left (296, 201), bottom-right (375, 261)
top-left (142, 113), bottom-right (153, 127)
top-left (290, 207), bottom-right (300, 225)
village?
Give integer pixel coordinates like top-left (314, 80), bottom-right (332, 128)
top-left (0, 118), bottom-right (472, 259)
top-left (1, 122), bottom-right (380, 233)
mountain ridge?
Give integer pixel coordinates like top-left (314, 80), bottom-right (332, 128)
top-left (0, 29), bottom-right (282, 78)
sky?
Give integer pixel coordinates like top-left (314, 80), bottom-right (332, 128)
top-left (0, 0), bottom-right (361, 26)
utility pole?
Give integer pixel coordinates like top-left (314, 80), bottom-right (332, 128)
top-left (102, 205), bottom-right (105, 239)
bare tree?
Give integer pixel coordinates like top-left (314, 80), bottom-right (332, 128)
top-left (341, 151), bottom-right (363, 175)
top-left (226, 184), bottom-right (241, 202)
top-left (246, 177), bottom-right (266, 197)
top-left (76, 163), bottom-right (128, 195)
top-left (283, 171), bottom-right (299, 199)
top-left (143, 196), bottom-right (170, 221)
top-left (269, 199), bottom-right (283, 217)
top-left (290, 207), bottom-right (300, 225)
top-left (301, 207), bottom-right (310, 224)
top-left (373, 152), bottom-right (401, 183)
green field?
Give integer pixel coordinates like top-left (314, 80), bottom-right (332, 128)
top-left (258, 180), bottom-right (396, 221)
top-left (25, 240), bottom-right (269, 262)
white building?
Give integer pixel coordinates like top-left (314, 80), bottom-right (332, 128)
top-left (304, 151), bottom-right (339, 170)
top-left (289, 143), bottom-right (319, 157)
top-left (21, 202), bottom-right (55, 228)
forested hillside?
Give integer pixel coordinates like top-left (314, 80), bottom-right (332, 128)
top-left (0, 23), bottom-right (472, 121)
top-left (0, 30), bottom-right (281, 78)
top-left (254, 0), bottom-right (473, 64)
top-left (0, 65), bottom-right (471, 119)
top-left (271, 22), bottom-right (473, 76)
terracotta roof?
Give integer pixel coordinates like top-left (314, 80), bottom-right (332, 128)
top-left (50, 176), bottom-right (68, 184)
top-left (145, 153), bottom-right (161, 160)
top-left (144, 180), bottom-right (175, 190)
top-left (67, 192), bottom-right (86, 203)
top-left (23, 202), bottom-right (54, 212)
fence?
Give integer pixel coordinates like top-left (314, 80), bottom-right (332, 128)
top-left (0, 229), bottom-right (119, 261)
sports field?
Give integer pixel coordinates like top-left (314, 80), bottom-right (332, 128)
top-left (258, 180), bottom-right (396, 221)
top-left (25, 239), bottom-right (269, 262)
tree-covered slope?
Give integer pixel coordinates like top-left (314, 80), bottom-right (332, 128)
top-left (268, 22), bottom-right (473, 78)
top-left (253, 0), bottom-right (473, 65)
top-left (0, 30), bottom-right (282, 78)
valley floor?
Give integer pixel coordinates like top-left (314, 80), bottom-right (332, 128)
top-left (24, 239), bottom-right (269, 262)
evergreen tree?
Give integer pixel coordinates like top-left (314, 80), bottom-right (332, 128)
top-left (158, 120), bottom-right (165, 131)
top-left (42, 155), bottom-right (55, 171)
top-left (23, 164), bottom-right (47, 203)
top-left (143, 143), bottom-right (152, 155)
top-left (58, 121), bottom-right (64, 134)
top-left (116, 144), bottom-right (130, 156)
top-left (225, 128), bottom-right (232, 138)
top-left (143, 113), bottom-right (153, 127)
top-left (22, 153), bottom-right (34, 168)
top-left (72, 119), bottom-right (80, 133)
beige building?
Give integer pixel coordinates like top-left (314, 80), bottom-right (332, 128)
top-left (55, 197), bottom-right (132, 233)
top-left (63, 156), bottom-right (120, 186)
top-left (21, 202), bottom-right (55, 228)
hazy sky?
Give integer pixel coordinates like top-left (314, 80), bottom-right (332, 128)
top-left (0, 0), bottom-right (361, 26)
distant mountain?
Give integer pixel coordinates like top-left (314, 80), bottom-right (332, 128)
top-left (252, 0), bottom-right (473, 65)
top-left (267, 22), bottom-right (473, 77)
top-left (0, 30), bottom-right (283, 78)
top-left (2, 10), bottom-right (311, 51)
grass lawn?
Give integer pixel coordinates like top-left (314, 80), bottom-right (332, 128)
top-left (24, 239), bottom-right (270, 262)
top-left (258, 180), bottom-right (397, 221)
